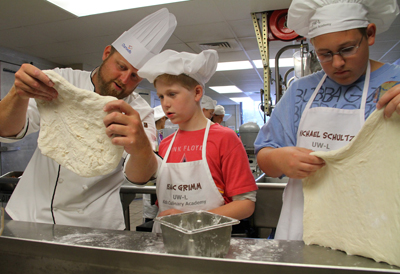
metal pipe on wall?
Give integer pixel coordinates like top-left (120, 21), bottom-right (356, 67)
top-left (274, 43), bottom-right (309, 103)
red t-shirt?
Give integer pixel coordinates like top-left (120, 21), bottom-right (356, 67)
top-left (158, 123), bottom-right (258, 204)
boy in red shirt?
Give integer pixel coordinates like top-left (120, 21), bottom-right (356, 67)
top-left (104, 49), bottom-right (257, 233)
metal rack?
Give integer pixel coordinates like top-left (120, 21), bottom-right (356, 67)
top-left (251, 10), bottom-right (307, 121)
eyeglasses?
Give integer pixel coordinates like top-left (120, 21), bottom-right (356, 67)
top-left (316, 36), bottom-right (364, 63)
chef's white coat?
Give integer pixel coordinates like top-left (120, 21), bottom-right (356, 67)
top-left (0, 67), bottom-right (156, 230)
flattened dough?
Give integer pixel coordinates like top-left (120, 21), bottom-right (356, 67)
top-left (303, 109), bottom-right (400, 267)
top-left (35, 70), bottom-right (124, 177)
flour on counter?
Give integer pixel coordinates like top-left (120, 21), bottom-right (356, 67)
top-left (228, 238), bottom-right (283, 261)
top-left (54, 229), bottom-right (165, 253)
top-left (303, 109), bottom-right (400, 267)
top-left (36, 70), bottom-right (124, 177)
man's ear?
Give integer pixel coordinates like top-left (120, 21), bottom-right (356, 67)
top-left (194, 85), bottom-right (203, 102)
top-left (102, 45), bottom-right (112, 61)
top-left (366, 23), bottom-right (376, 46)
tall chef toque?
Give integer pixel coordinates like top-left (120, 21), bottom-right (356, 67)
top-left (287, 0), bottom-right (399, 39)
top-left (138, 49), bottom-right (219, 89)
top-left (112, 8), bottom-right (177, 69)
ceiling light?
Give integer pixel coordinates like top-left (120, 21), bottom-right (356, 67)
top-left (216, 58), bottom-right (294, 71)
top-left (229, 97), bottom-right (254, 103)
top-left (46, 0), bottom-right (189, 17)
top-left (253, 58), bottom-right (294, 68)
top-left (216, 61), bottom-right (252, 71)
top-left (209, 86), bottom-right (243, 94)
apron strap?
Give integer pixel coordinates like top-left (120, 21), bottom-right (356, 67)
top-left (359, 61), bottom-right (371, 123)
top-left (202, 120), bottom-right (211, 159)
top-left (305, 73), bottom-right (328, 110)
top-left (163, 130), bottom-right (178, 162)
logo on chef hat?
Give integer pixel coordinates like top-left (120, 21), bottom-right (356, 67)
top-left (122, 43), bottom-right (133, 54)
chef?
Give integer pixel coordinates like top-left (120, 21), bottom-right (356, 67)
top-left (0, 8), bottom-right (176, 230)
top-left (254, 0), bottom-right (400, 240)
top-left (201, 95), bottom-right (217, 119)
top-left (212, 105), bottom-right (225, 124)
top-left (154, 105), bottom-right (169, 146)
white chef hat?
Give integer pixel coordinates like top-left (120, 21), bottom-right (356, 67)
top-left (153, 105), bottom-right (166, 122)
top-left (112, 8), bottom-right (177, 69)
top-left (138, 49), bottom-right (218, 88)
top-left (201, 95), bottom-right (217, 110)
top-left (288, 0), bottom-right (399, 39)
top-left (214, 105), bottom-right (225, 115)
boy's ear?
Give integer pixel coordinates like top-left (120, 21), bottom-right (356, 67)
top-left (366, 23), bottom-right (376, 46)
top-left (194, 85), bottom-right (203, 102)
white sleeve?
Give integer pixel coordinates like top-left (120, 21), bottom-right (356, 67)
top-left (124, 93), bottom-right (157, 150)
top-left (0, 99), bottom-right (40, 143)
top-left (123, 152), bottom-right (163, 184)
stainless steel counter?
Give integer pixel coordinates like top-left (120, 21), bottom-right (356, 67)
top-left (1, 220), bottom-right (399, 274)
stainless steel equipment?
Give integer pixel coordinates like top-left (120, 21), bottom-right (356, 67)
top-left (239, 122), bottom-right (260, 174)
top-left (1, 219), bottom-right (399, 273)
top-left (254, 173), bottom-right (288, 238)
top-left (156, 210), bottom-right (239, 257)
top-left (120, 183), bottom-right (156, 230)
top-left (239, 122), bottom-right (260, 151)
top-left (0, 207), bottom-right (4, 236)
top-left (0, 171), bottom-right (22, 209)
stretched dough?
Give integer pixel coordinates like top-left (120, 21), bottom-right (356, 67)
top-left (303, 108), bottom-right (400, 267)
top-left (35, 70), bottom-right (124, 177)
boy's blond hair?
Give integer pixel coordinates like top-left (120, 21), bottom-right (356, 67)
top-left (154, 74), bottom-right (200, 90)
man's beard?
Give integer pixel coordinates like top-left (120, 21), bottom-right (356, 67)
top-left (97, 64), bottom-right (126, 99)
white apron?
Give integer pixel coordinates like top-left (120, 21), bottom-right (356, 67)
top-left (274, 62), bottom-right (371, 240)
top-left (153, 120), bottom-right (225, 233)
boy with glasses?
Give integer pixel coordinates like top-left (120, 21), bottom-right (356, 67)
top-left (254, 0), bottom-right (400, 240)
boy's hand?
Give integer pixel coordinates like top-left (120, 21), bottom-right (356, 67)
top-left (275, 147), bottom-right (325, 179)
top-left (376, 83), bottom-right (400, 118)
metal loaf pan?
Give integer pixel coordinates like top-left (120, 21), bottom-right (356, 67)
top-left (155, 210), bottom-right (239, 258)
top-left (0, 171), bottom-right (23, 192)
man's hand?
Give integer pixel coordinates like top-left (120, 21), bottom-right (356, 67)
top-left (103, 100), bottom-right (152, 155)
top-left (376, 83), bottom-right (400, 118)
top-left (104, 100), bottom-right (158, 184)
top-left (13, 63), bottom-right (58, 101)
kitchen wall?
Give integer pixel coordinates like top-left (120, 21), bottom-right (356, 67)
top-left (0, 46), bottom-right (60, 70)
